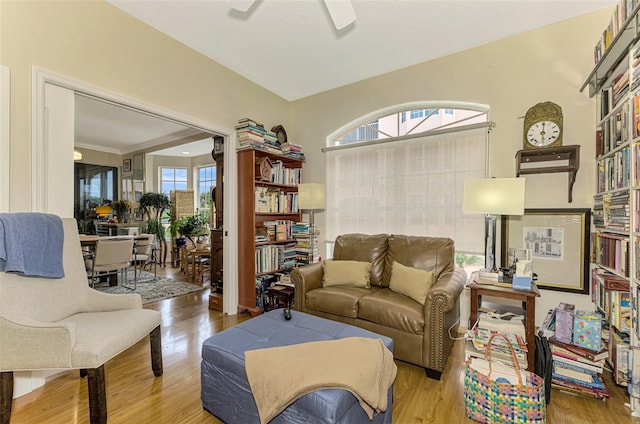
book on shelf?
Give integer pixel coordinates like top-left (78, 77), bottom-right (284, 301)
top-left (548, 336), bottom-right (609, 362)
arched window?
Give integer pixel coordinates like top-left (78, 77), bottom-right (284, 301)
top-left (324, 102), bottom-right (490, 261)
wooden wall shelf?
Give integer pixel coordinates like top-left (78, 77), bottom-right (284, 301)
top-left (515, 145), bottom-right (580, 202)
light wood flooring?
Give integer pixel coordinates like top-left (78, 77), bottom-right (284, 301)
top-left (8, 266), bottom-right (640, 423)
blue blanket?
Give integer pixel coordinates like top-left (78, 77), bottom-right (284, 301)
top-left (0, 213), bottom-right (64, 278)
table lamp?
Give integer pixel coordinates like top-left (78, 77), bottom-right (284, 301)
top-left (298, 183), bottom-right (326, 264)
top-left (463, 178), bottom-right (525, 273)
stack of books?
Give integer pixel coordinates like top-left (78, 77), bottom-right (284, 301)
top-left (236, 118), bottom-right (282, 154)
top-left (548, 336), bottom-right (611, 400)
top-left (465, 315), bottom-right (528, 369)
top-left (280, 141), bottom-right (305, 161)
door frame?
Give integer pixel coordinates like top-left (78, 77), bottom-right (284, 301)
top-left (31, 67), bottom-right (239, 314)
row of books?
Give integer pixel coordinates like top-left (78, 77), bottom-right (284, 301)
top-left (269, 160), bottom-right (303, 186)
top-left (593, 191), bottom-right (630, 231)
top-left (255, 220), bottom-right (296, 243)
top-left (255, 242), bottom-right (297, 274)
top-left (594, 0), bottom-right (638, 65)
top-left (591, 231), bottom-right (630, 277)
top-left (596, 146), bottom-right (630, 193)
top-left (591, 268), bottom-right (631, 335)
top-left (254, 187), bottom-right (299, 213)
top-left (235, 117), bottom-right (306, 161)
top-left (597, 101), bottom-right (630, 153)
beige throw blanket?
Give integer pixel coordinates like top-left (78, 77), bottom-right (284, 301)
top-left (245, 337), bottom-right (397, 424)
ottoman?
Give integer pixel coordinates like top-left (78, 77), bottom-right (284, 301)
top-left (201, 309), bottom-right (394, 424)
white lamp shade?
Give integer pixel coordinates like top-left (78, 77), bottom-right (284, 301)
top-left (463, 178), bottom-right (525, 216)
top-left (298, 183), bottom-right (326, 210)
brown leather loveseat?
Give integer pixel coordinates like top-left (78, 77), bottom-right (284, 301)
top-left (291, 233), bottom-right (467, 380)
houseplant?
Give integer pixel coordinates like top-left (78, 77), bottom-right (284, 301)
top-left (112, 200), bottom-right (132, 223)
top-left (176, 213), bottom-right (209, 246)
top-left (137, 192), bottom-right (171, 265)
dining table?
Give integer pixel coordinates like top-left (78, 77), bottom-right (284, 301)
top-left (79, 234), bottom-right (147, 285)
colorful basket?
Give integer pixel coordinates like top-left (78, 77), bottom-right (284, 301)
top-left (464, 333), bottom-right (546, 423)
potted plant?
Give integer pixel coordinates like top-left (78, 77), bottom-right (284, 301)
top-left (176, 213), bottom-right (209, 247)
top-left (112, 200), bottom-right (132, 223)
top-left (137, 192), bottom-right (170, 264)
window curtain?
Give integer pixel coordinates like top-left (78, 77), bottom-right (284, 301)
top-left (325, 126), bottom-right (486, 254)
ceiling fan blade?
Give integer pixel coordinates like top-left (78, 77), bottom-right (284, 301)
top-left (324, 0), bottom-right (356, 30)
top-left (227, 0), bottom-right (256, 13)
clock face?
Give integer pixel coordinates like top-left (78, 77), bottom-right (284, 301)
top-left (526, 120), bottom-right (561, 147)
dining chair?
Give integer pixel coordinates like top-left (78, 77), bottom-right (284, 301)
top-left (84, 239), bottom-right (134, 288)
top-left (130, 233), bottom-right (156, 287)
top-left (0, 216), bottom-right (162, 424)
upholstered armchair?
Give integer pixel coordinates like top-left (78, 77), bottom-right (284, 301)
top-left (0, 217), bottom-right (162, 424)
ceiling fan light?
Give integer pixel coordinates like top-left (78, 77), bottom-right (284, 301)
top-left (324, 0), bottom-right (356, 30)
top-left (227, 0), bottom-right (255, 13)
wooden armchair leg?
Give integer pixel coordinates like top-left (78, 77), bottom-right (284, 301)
top-left (150, 325), bottom-right (163, 377)
top-left (87, 366), bottom-right (107, 424)
top-left (0, 372), bottom-right (13, 424)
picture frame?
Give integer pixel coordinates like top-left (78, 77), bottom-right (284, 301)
top-left (500, 208), bottom-right (591, 294)
top-left (123, 159), bottom-right (132, 173)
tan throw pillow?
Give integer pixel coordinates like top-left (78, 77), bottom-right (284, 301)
top-left (322, 259), bottom-right (371, 288)
top-left (389, 261), bottom-right (434, 305)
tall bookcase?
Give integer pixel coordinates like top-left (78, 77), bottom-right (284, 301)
top-left (581, 0), bottom-right (640, 402)
top-left (237, 148), bottom-right (303, 316)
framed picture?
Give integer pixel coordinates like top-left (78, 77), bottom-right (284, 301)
top-left (500, 208), bottom-right (591, 294)
top-left (123, 159), bottom-right (132, 173)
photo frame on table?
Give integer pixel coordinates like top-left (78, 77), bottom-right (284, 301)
top-left (123, 159), bottom-right (132, 173)
top-left (500, 208), bottom-right (591, 294)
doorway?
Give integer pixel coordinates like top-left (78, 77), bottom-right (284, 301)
top-left (33, 67), bottom-right (238, 315)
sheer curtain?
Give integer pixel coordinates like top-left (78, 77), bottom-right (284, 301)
top-left (325, 125), bottom-right (487, 254)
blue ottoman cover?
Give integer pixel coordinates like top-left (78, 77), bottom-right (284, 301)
top-left (201, 309), bottom-right (394, 424)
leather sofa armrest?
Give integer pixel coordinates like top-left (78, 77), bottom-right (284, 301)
top-left (422, 266), bottom-right (467, 373)
top-left (425, 266), bottom-right (467, 312)
top-left (291, 262), bottom-right (324, 312)
top-left (0, 315), bottom-right (75, 370)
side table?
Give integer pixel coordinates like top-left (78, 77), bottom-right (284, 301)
top-left (468, 281), bottom-right (540, 371)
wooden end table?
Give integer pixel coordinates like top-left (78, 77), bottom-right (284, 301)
top-left (468, 281), bottom-right (540, 371)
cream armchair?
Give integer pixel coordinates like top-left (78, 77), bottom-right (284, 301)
top-left (0, 218), bottom-right (162, 424)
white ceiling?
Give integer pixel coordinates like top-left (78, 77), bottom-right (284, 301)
top-left (78, 0), bottom-right (617, 155)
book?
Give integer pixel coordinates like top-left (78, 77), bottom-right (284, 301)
top-left (548, 336), bottom-right (609, 361)
top-left (551, 367), bottom-right (606, 390)
top-left (552, 353), bottom-right (604, 374)
top-left (551, 380), bottom-right (610, 400)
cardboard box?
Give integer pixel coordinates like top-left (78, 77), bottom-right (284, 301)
top-left (555, 302), bottom-right (575, 344)
top-left (573, 310), bottom-right (603, 352)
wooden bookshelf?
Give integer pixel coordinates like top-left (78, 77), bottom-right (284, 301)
top-left (237, 148), bottom-right (303, 316)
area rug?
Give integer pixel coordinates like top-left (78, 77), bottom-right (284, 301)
top-left (92, 270), bottom-right (203, 304)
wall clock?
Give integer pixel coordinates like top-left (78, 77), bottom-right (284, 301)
top-left (270, 125), bottom-right (287, 145)
top-left (523, 101), bottom-right (563, 149)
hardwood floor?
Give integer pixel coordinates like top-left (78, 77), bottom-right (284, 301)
top-left (8, 266), bottom-right (640, 423)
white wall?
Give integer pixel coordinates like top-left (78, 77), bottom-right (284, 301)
top-left (290, 9), bottom-right (614, 327)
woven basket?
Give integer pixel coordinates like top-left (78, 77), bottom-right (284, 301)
top-left (464, 333), bottom-right (546, 423)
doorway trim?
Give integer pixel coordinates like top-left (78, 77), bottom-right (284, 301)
top-left (31, 67), bottom-right (239, 315)
top-left (0, 65), bottom-right (10, 212)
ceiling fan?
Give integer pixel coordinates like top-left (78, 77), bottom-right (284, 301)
top-left (227, 0), bottom-right (357, 30)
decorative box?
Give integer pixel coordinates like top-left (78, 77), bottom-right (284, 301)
top-left (573, 310), bottom-right (603, 351)
top-left (554, 302), bottom-right (575, 344)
